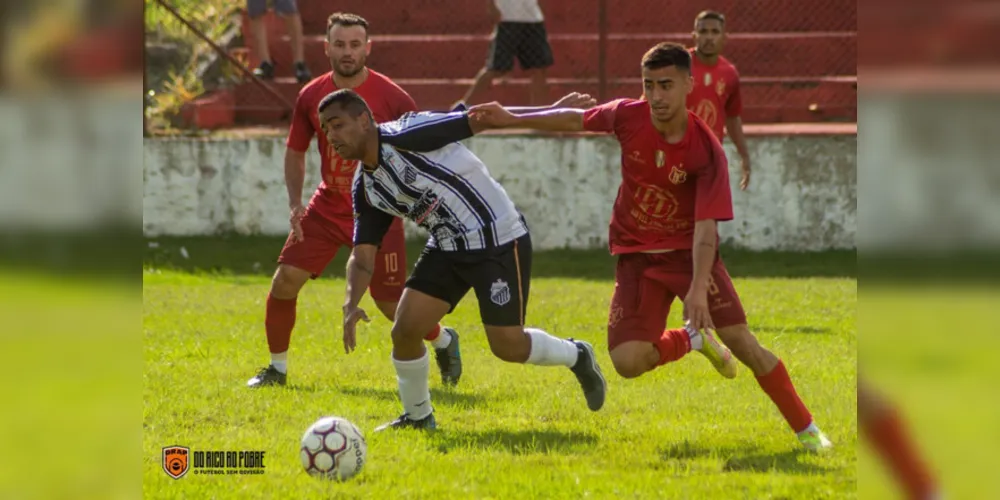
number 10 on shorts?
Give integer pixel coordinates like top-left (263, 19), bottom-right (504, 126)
top-left (384, 253), bottom-right (399, 273)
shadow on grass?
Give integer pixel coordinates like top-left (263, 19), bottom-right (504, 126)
top-left (430, 428), bottom-right (598, 455)
top-left (338, 386), bottom-right (486, 407)
top-left (723, 449), bottom-right (835, 475)
top-left (751, 324), bottom-right (832, 335)
top-left (659, 440), bottom-right (760, 461)
top-left (658, 441), bottom-right (834, 475)
top-left (144, 235), bottom-right (856, 280)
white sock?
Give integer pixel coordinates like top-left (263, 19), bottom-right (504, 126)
top-left (525, 328), bottom-right (579, 367)
top-left (684, 323), bottom-right (704, 351)
top-left (270, 351), bottom-right (288, 373)
top-left (796, 421), bottom-right (819, 437)
top-left (429, 328), bottom-right (451, 350)
top-left (393, 351), bottom-right (432, 420)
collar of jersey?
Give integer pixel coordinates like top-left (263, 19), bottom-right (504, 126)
top-left (361, 130), bottom-right (384, 174)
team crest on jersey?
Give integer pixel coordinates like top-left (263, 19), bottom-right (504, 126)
top-left (704, 72), bottom-right (712, 86)
top-left (655, 150), bottom-right (665, 168)
top-left (716, 79), bottom-right (726, 96)
top-left (403, 166), bottom-right (417, 185)
top-left (490, 279), bottom-right (511, 306)
top-left (669, 164), bottom-right (687, 185)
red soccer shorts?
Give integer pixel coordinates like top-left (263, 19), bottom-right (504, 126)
top-left (277, 209), bottom-right (406, 302)
top-left (607, 250), bottom-right (747, 350)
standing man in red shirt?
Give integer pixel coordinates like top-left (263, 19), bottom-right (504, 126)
top-left (469, 42), bottom-right (831, 451)
top-left (687, 10), bottom-right (751, 191)
top-left (246, 12), bottom-right (464, 388)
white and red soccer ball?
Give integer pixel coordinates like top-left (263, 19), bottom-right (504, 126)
top-left (300, 416), bottom-right (367, 481)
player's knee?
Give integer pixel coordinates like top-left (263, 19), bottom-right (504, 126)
top-left (485, 327), bottom-right (530, 363)
top-left (609, 350), bottom-right (647, 379)
top-left (389, 322), bottom-right (425, 345)
top-left (271, 265), bottom-right (307, 299)
top-left (490, 342), bottom-right (528, 363)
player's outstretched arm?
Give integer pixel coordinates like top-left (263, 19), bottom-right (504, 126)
top-left (503, 92), bottom-right (597, 114)
top-left (342, 244), bottom-right (376, 354)
top-left (468, 102), bottom-right (586, 132)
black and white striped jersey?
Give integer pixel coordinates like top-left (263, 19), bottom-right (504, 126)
top-left (351, 110), bottom-right (528, 252)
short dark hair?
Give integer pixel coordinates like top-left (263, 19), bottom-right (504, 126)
top-left (641, 42), bottom-right (691, 72)
top-left (694, 10), bottom-right (726, 28)
top-left (327, 12), bottom-right (369, 38)
top-left (317, 89), bottom-right (372, 121)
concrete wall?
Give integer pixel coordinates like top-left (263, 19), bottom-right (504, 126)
top-left (143, 133), bottom-right (857, 251)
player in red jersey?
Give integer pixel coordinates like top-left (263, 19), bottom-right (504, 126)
top-left (686, 10), bottom-right (751, 191)
top-left (247, 12), bottom-right (464, 388)
top-left (469, 42), bottom-right (832, 451)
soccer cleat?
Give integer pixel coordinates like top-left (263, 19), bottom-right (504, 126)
top-left (246, 365), bottom-right (286, 388)
top-left (569, 339), bottom-right (607, 411)
top-left (798, 424), bottom-right (833, 452)
top-left (374, 413), bottom-right (437, 432)
top-left (251, 60), bottom-right (275, 80)
top-left (692, 327), bottom-right (739, 379)
top-left (434, 328), bottom-right (463, 386)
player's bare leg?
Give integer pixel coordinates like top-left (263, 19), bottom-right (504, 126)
top-left (249, 15), bottom-right (274, 79)
top-left (279, 12), bottom-right (311, 83)
top-left (715, 323), bottom-right (832, 451)
top-left (484, 324), bottom-right (606, 411)
top-left (247, 264), bottom-right (311, 387)
top-left (457, 68), bottom-right (506, 107)
top-left (609, 341), bottom-right (660, 378)
top-left (375, 288), bottom-right (450, 432)
top-left (609, 326), bottom-right (735, 379)
top-left (859, 380), bottom-right (940, 499)
top-left (374, 299), bottom-right (463, 385)
top-left (526, 68), bottom-right (548, 105)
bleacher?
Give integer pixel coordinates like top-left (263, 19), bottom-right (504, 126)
top-left (193, 0), bottom-right (857, 128)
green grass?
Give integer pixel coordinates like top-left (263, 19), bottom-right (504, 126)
top-left (143, 237), bottom-right (857, 498)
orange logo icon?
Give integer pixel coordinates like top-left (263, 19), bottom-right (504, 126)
top-left (162, 446), bottom-right (190, 479)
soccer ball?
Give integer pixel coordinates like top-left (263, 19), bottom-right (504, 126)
top-left (300, 416), bottom-right (367, 480)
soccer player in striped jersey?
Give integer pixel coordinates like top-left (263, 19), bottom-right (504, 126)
top-left (318, 89), bottom-right (607, 431)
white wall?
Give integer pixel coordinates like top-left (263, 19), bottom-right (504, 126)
top-left (143, 133), bottom-right (857, 251)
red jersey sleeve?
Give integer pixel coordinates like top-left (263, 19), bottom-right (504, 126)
top-left (694, 133), bottom-right (734, 222)
top-left (582, 98), bottom-right (627, 134)
top-left (392, 87), bottom-right (419, 119)
top-left (286, 90), bottom-right (315, 152)
top-left (725, 71), bottom-right (743, 118)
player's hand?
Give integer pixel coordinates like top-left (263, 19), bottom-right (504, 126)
top-left (342, 304), bottom-right (370, 354)
top-left (553, 92), bottom-right (596, 109)
top-left (468, 102), bottom-right (517, 128)
top-left (683, 286), bottom-right (714, 332)
top-left (289, 204), bottom-right (306, 242)
top-left (739, 154), bottom-right (752, 191)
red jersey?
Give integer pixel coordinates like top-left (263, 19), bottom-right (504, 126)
top-left (583, 99), bottom-right (734, 255)
top-left (686, 49), bottom-right (742, 140)
top-left (286, 69), bottom-right (418, 223)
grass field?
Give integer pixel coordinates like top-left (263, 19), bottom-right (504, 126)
top-left (143, 237), bottom-right (857, 499)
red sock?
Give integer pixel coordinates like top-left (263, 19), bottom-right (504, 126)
top-left (265, 293), bottom-right (297, 354)
top-left (862, 408), bottom-right (937, 499)
top-left (655, 328), bottom-right (691, 366)
top-left (755, 360), bottom-right (813, 432)
top-left (423, 323), bottom-right (442, 341)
